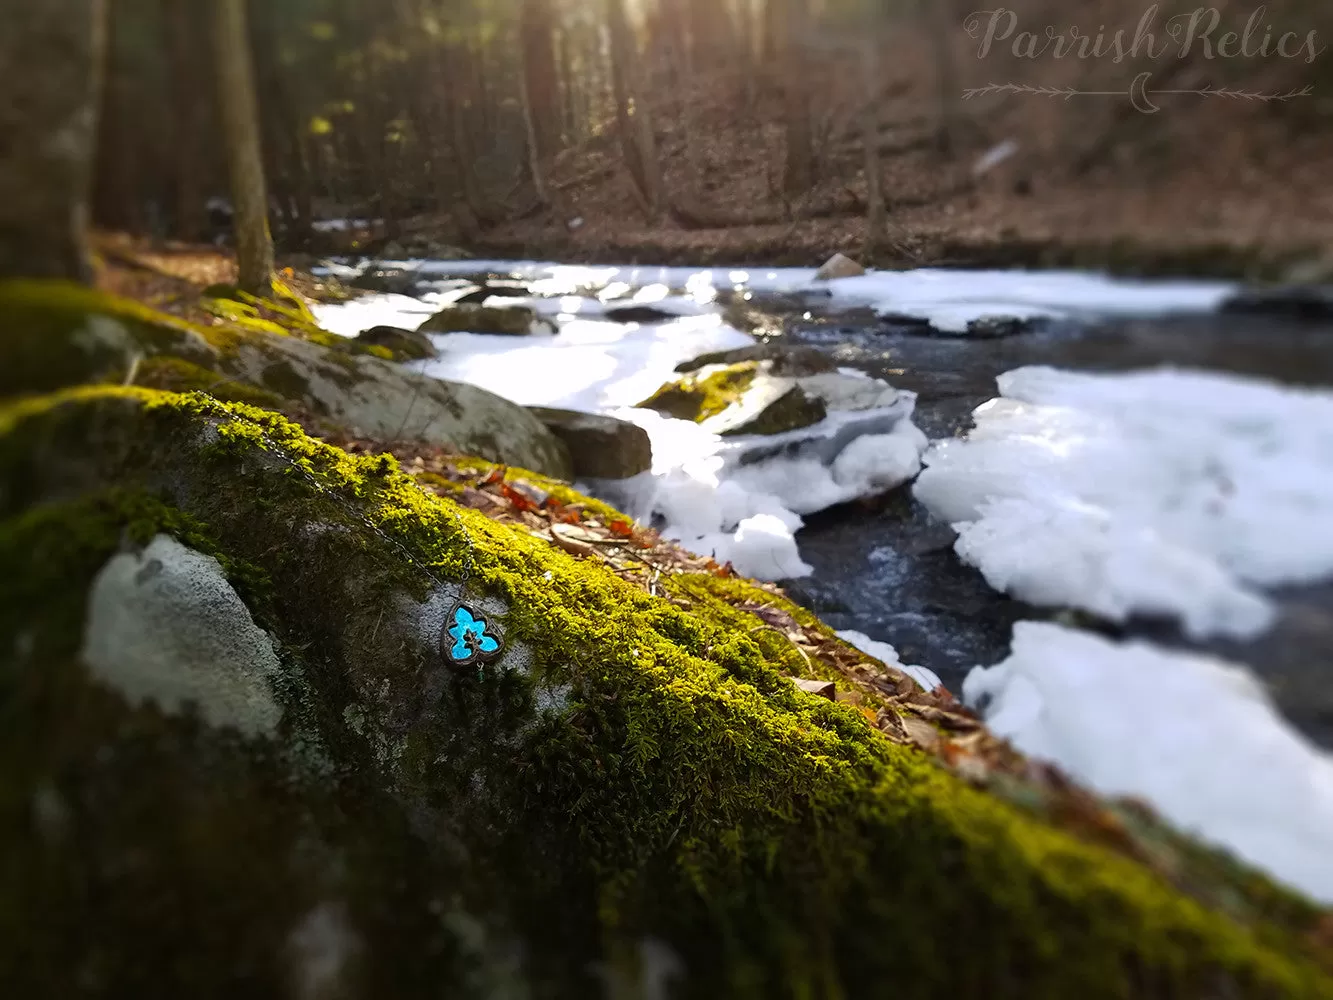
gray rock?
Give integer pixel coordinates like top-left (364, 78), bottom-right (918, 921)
top-left (813, 253), bottom-right (866, 281)
top-left (355, 325), bottom-right (438, 360)
top-left (219, 332), bottom-right (572, 478)
top-left (82, 534), bottom-right (283, 737)
top-left (417, 304), bottom-right (549, 336)
top-left (526, 407), bottom-right (652, 480)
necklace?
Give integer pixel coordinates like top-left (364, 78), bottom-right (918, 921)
top-left (233, 411), bottom-right (505, 677)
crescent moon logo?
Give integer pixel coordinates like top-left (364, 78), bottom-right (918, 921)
top-left (1130, 72), bottom-right (1160, 114)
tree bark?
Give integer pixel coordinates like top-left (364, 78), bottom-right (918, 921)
top-left (214, 0), bottom-right (274, 294)
top-left (861, 37), bottom-right (886, 255)
top-left (0, 0), bottom-right (107, 282)
top-left (923, 0), bottom-right (962, 156)
top-left (606, 0), bottom-right (663, 221)
top-left (780, 0), bottom-right (813, 198)
top-left (520, 0), bottom-right (563, 161)
top-left (161, 0), bottom-right (206, 242)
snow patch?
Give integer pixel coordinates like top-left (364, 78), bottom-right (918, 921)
top-left (915, 366), bottom-right (1333, 639)
top-left (81, 534), bottom-right (283, 736)
top-left (964, 622), bottom-right (1333, 904)
top-left (837, 629), bottom-right (942, 692)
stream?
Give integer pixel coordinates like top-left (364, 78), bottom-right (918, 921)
top-left (316, 260), bottom-right (1333, 752)
top-left (781, 307), bottom-right (1333, 750)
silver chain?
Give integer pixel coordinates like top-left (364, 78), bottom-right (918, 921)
top-left (230, 411), bottom-right (478, 591)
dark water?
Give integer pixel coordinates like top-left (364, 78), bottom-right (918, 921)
top-left (776, 308), bottom-right (1333, 749)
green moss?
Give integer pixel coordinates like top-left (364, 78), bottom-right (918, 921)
top-left (2, 385), bottom-right (1331, 998)
top-left (133, 356), bottom-right (285, 409)
top-left (637, 362), bottom-right (759, 422)
top-left (0, 279), bottom-right (218, 399)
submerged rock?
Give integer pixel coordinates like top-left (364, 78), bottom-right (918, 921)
top-left (526, 407), bottom-right (652, 480)
top-left (1222, 284), bottom-right (1333, 322)
top-left (0, 386), bottom-right (1330, 996)
top-left (417, 303), bottom-right (550, 336)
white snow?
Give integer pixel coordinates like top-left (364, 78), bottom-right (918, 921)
top-left (310, 263), bottom-right (1234, 582)
top-left (313, 259), bottom-right (1228, 335)
top-left (964, 621), bottom-right (1333, 904)
top-left (914, 366), bottom-right (1333, 640)
top-left (836, 629), bottom-right (943, 692)
top-left (313, 292), bottom-right (924, 581)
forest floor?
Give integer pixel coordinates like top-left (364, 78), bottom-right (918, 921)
top-left (459, 61), bottom-right (1333, 279)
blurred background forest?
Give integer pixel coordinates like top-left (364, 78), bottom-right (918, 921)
top-left (76, 0), bottom-right (1333, 269)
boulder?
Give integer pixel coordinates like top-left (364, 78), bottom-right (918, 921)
top-left (417, 303), bottom-right (550, 336)
top-left (0, 279), bottom-right (219, 399)
top-left (1, 385), bottom-right (1329, 997)
top-left (526, 407), bottom-right (653, 480)
top-left (355, 324), bottom-right (439, 360)
top-left (0, 281), bottom-right (572, 479)
top-left (208, 333), bottom-right (571, 477)
top-left (813, 252), bottom-right (866, 281)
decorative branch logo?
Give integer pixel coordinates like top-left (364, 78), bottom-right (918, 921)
top-left (964, 71), bottom-right (1313, 113)
top-left (964, 5), bottom-right (1325, 113)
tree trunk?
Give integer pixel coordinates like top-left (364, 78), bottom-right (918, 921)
top-left (520, 0), bottom-right (563, 162)
top-left (161, 0), bottom-right (206, 242)
top-left (923, 0), bottom-right (962, 156)
top-left (780, 0), bottom-right (813, 199)
top-left (860, 37), bottom-right (886, 256)
top-left (606, 0), bottom-right (663, 221)
top-left (214, 0), bottom-right (274, 294)
top-left (0, 0), bottom-right (107, 282)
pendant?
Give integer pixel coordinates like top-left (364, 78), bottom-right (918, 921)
top-left (442, 601), bottom-right (504, 670)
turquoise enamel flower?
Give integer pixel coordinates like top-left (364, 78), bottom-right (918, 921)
top-left (443, 602), bottom-right (503, 667)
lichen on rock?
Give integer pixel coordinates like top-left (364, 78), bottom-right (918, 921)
top-left (81, 533), bottom-right (283, 736)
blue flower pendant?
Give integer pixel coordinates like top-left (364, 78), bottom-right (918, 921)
top-left (442, 601), bottom-right (504, 669)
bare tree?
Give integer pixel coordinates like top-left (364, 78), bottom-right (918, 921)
top-left (922, 0), bottom-right (962, 155)
top-left (607, 0), bottom-right (663, 220)
top-left (0, 0), bottom-right (107, 282)
top-left (214, 0), bottom-right (275, 294)
top-left (779, 0), bottom-right (814, 199)
top-left (520, 0), bottom-right (564, 160)
top-left (860, 35), bottom-right (886, 254)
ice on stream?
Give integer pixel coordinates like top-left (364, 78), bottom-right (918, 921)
top-left (915, 365), bottom-right (1333, 640)
top-left (965, 621), bottom-right (1333, 904)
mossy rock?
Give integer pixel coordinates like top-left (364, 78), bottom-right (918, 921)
top-left (1, 385), bottom-right (1330, 998)
top-left (638, 362), bottom-right (828, 437)
top-left (637, 362), bottom-right (760, 423)
top-left (0, 279), bottom-right (218, 399)
top-left (0, 281), bottom-right (572, 479)
top-left (417, 304), bottom-right (545, 336)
